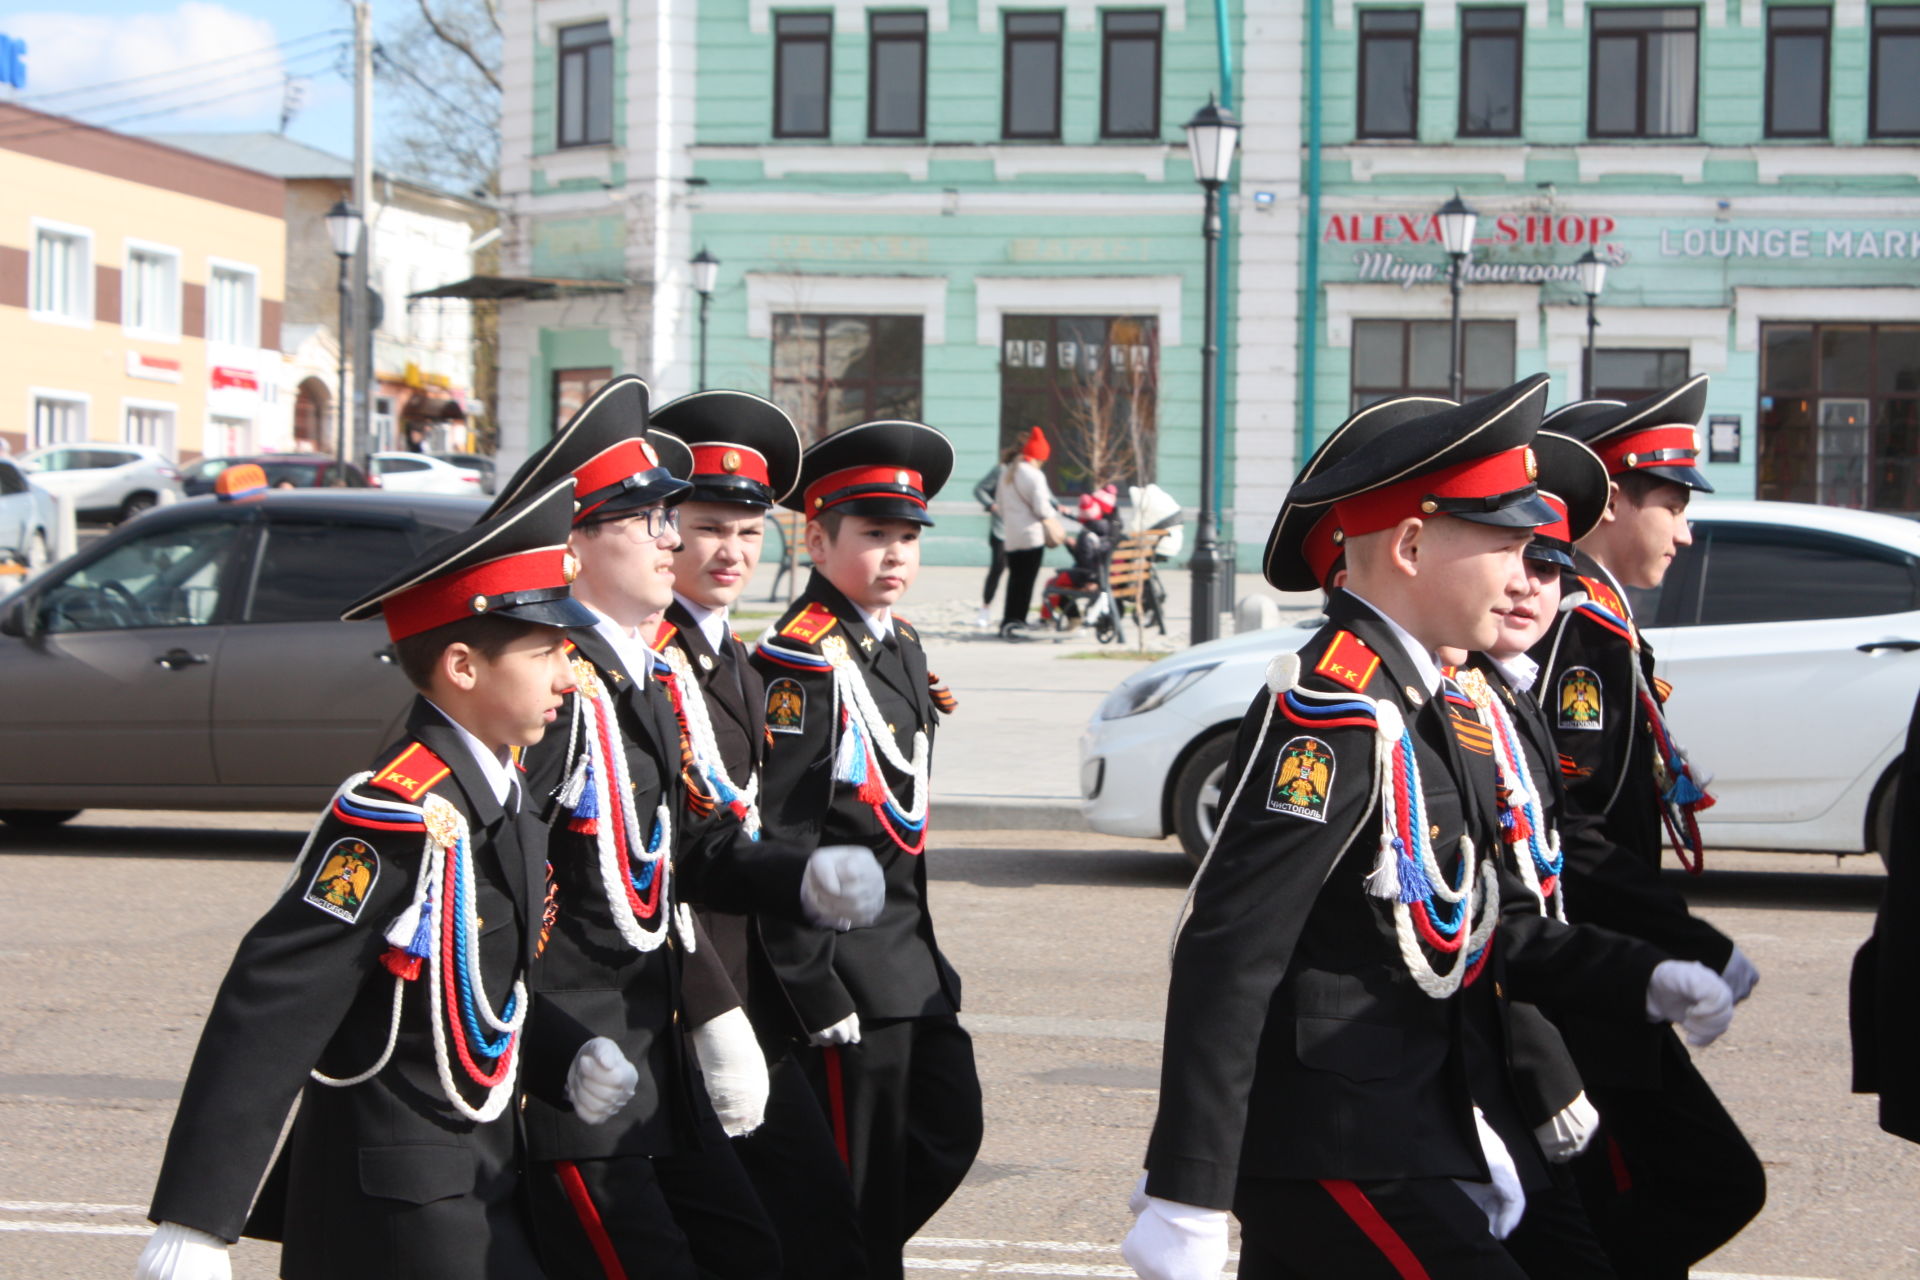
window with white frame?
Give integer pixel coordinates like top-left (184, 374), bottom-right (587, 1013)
top-left (31, 224), bottom-right (93, 324)
top-left (210, 416), bottom-right (253, 457)
top-left (125, 403), bottom-right (178, 458)
top-left (32, 394), bottom-right (88, 448)
top-left (208, 264), bottom-right (259, 347)
top-left (124, 244), bottom-right (181, 339)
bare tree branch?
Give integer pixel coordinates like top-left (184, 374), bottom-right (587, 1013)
top-left (414, 0), bottom-right (501, 92)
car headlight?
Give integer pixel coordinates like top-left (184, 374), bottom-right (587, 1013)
top-left (1099, 662), bottom-right (1220, 720)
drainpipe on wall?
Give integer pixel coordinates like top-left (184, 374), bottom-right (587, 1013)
top-left (1301, 0), bottom-right (1325, 456)
top-left (1212, 0), bottom-right (1236, 565)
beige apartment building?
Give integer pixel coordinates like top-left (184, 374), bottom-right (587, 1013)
top-left (0, 102), bottom-right (286, 460)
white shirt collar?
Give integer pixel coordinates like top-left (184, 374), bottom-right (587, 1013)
top-left (1492, 652), bottom-right (1540, 695)
top-left (1344, 589), bottom-right (1443, 697)
top-left (588, 607), bottom-right (656, 687)
top-left (857, 603), bottom-right (893, 643)
top-left (673, 592), bottom-right (730, 651)
top-left (424, 700), bottom-right (518, 809)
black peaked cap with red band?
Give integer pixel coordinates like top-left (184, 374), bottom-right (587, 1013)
top-left (482, 373), bottom-right (693, 525)
top-left (1263, 393), bottom-right (1457, 592)
top-left (649, 389), bottom-right (802, 510)
top-left (783, 419), bottom-right (955, 527)
top-left (1275, 374), bottom-right (1558, 581)
top-left (1524, 431), bottom-right (1611, 569)
top-left (343, 477), bottom-right (596, 642)
top-left (1540, 373), bottom-right (1715, 493)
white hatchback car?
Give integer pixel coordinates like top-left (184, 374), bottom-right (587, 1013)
top-left (1080, 500), bottom-right (1920, 864)
top-left (368, 451), bottom-right (485, 496)
top-left (0, 457), bottom-right (59, 571)
top-left (18, 444), bottom-right (183, 523)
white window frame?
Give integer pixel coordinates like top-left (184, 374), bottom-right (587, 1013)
top-left (122, 398), bottom-right (179, 459)
top-left (206, 258), bottom-right (261, 349)
top-left (29, 218), bottom-right (94, 329)
top-left (973, 276), bottom-right (1184, 349)
top-left (744, 273), bottom-right (949, 344)
top-left (122, 238), bottom-right (182, 342)
top-left (27, 388), bottom-right (90, 449)
top-left (207, 414), bottom-right (253, 458)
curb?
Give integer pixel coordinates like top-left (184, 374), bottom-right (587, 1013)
top-left (935, 796), bottom-right (1086, 831)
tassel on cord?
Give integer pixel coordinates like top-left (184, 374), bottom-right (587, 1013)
top-left (568, 758), bottom-right (601, 834)
top-left (1365, 700), bottom-right (1408, 900)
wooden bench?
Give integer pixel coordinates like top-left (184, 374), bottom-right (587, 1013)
top-left (1105, 527), bottom-right (1170, 632)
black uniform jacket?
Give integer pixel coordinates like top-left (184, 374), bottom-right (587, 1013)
top-left (1851, 689), bottom-right (1920, 1141)
top-left (751, 571), bottom-right (960, 1031)
top-left (1143, 593), bottom-right (1664, 1212)
top-left (1529, 554), bottom-right (1733, 1084)
top-left (519, 626), bottom-right (811, 1161)
top-left (661, 599), bottom-right (812, 1053)
top-left (149, 699), bottom-right (565, 1264)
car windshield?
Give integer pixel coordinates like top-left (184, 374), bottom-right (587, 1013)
top-left (258, 462), bottom-right (327, 488)
top-left (39, 521), bottom-right (240, 632)
top-left (182, 458), bottom-right (235, 481)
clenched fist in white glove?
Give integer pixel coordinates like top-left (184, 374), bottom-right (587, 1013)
top-left (809, 1012), bottom-right (862, 1047)
top-left (1453, 1105), bottom-right (1527, 1239)
top-left (135, 1221), bottom-right (231, 1280)
top-left (691, 1007), bottom-right (770, 1137)
top-left (1720, 946), bottom-right (1760, 1004)
top-left (1532, 1090), bottom-right (1599, 1163)
top-left (1646, 959), bottom-right (1736, 1046)
top-left (1121, 1182), bottom-right (1230, 1280)
top-left (566, 1035), bottom-right (639, 1125)
top-left (801, 844), bottom-right (885, 931)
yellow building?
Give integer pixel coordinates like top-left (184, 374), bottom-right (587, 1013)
top-left (0, 102), bottom-right (286, 460)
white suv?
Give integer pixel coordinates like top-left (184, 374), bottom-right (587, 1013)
top-left (19, 444), bottom-right (183, 524)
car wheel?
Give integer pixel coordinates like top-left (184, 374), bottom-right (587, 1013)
top-left (0, 809), bottom-right (81, 828)
top-left (24, 530), bottom-right (48, 572)
top-left (118, 491), bottom-right (157, 523)
top-left (1172, 730), bottom-right (1236, 867)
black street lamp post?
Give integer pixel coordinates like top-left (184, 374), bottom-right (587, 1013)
top-left (1184, 96), bottom-right (1241, 647)
top-left (324, 200), bottom-right (363, 486)
top-left (1575, 248), bottom-right (1610, 399)
top-left (1436, 192), bottom-right (1478, 401)
top-left (692, 247), bottom-right (719, 391)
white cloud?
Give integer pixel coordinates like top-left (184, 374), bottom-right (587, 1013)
top-left (10, 3), bottom-right (291, 126)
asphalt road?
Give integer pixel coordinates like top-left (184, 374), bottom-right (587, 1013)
top-left (1, 813), bottom-right (1916, 1279)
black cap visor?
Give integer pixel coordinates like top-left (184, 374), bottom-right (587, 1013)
top-left (1636, 462), bottom-right (1715, 493)
top-left (483, 590), bottom-right (599, 630)
top-left (1523, 534), bottom-right (1576, 568)
top-left (1434, 487), bottom-right (1561, 529)
top-left (579, 468), bottom-right (694, 521)
top-left (686, 476), bottom-right (777, 510)
top-left (829, 494), bottom-right (936, 527)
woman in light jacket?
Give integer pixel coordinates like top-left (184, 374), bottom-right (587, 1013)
top-left (995, 426), bottom-right (1060, 641)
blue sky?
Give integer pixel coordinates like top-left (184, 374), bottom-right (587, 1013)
top-left (0, 1), bottom-right (374, 160)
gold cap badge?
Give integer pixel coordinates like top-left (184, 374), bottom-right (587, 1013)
top-left (721, 449), bottom-right (743, 474)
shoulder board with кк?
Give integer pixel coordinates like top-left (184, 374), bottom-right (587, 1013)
top-left (365, 741), bottom-right (452, 803)
top-left (1313, 630), bottom-right (1381, 695)
top-left (780, 602), bottom-right (838, 645)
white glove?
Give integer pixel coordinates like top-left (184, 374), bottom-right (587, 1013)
top-left (1452, 1105), bottom-right (1526, 1239)
top-left (1720, 946), bottom-right (1760, 1004)
top-left (1646, 959), bottom-right (1736, 1047)
top-left (690, 1007), bottom-right (770, 1137)
top-left (808, 1011), bottom-right (862, 1047)
top-left (566, 1035), bottom-right (639, 1125)
top-left (135, 1222), bottom-right (231, 1280)
top-left (1532, 1090), bottom-right (1600, 1163)
top-left (801, 844), bottom-right (885, 931)
top-left (1121, 1187), bottom-right (1230, 1280)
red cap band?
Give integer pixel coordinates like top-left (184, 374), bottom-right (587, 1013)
top-left (380, 547), bottom-right (569, 642)
top-left (804, 464), bottom-right (927, 518)
top-left (573, 438), bottom-right (664, 521)
top-left (691, 443), bottom-right (771, 486)
top-left (1535, 493), bottom-right (1571, 545)
top-left (1303, 511), bottom-right (1344, 590)
top-left (1591, 423), bottom-right (1698, 476)
top-left (1330, 444), bottom-right (1537, 540)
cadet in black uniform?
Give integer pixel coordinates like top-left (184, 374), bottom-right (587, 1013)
top-left (1124, 377), bottom-right (1740, 1280)
top-left (139, 480), bottom-right (639, 1280)
top-left (750, 420), bottom-right (982, 1280)
top-left (1851, 689), bottom-right (1920, 1141)
top-left (649, 388), bottom-right (868, 1279)
top-left (1530, 376), bottom-right (1766, 1277)
top-left (483, 376), bottom-right (883, 1280)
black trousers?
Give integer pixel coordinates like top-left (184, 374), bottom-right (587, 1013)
top-left (1500, 1162), bottom-right (1620, 1280)
top-left (1568, 1030), bottom-right (1766, 1278)
top-left (1002, 546), bottom-right (1046, 628)
top-left (981, 534), bottom-right (1006, 606)
top-left (730, 1050), bottom-right (866, 1280)
top-left (1235, 1176), bottom-right (1530, 1280)
top-left (527, 1139), bottom-right (781, 1280)
top-left (800, 1015), bottom-right (984, 1280)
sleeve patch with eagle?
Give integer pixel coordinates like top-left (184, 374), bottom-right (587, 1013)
top-left (304, 837), bottom-right (379, 923)
top-left (765, 677), bottom-right (806, 734)
top-left (1557, 666), bottom-right (1604, 731)
top-left (1268, 736), bottom-right (1336, 822)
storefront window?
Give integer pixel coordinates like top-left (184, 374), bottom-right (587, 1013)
top-left (551, 367), bottom-right (612, 444)
top-left (1760, 323), bottom-right (1920, 511)
top-left (999, 315), bottom-right (1158, 493)
top-left (1350, 319), bottom-right (1515, 409)
top-left (771, 314), bottom-right (924, 442)
top-left (1593, 348), bottom-right (1689, 403)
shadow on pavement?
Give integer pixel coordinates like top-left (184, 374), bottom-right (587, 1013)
top-left (1672, 866), bottom-right (1884, 913)
top-left (933, 845), bottom-right (1194, 890)
top-left (0, 822), bottom-right (306, 862)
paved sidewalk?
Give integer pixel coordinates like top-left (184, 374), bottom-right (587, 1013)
top-left (736, 561), bottom-right (1321, 829)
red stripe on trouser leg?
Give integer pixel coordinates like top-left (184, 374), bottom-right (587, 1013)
top-left (1607, 1134), bottom-right (1633, 1192)
top-left (822, 1044), bottom-right (850, 1166)
top-left (554, 1160), bottom-right (630, 1280)
top-left (1318, 1179), bottom-right (1434, 1280)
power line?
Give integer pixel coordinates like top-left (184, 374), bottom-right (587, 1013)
top-left (20, 28), bottom-right (348, 106)
top-left (372, 46), bottom-right (497, 133)
top-left (0, 60), bottom-right (338, 145)
top-left (0, 44), bottom-right (344, 142)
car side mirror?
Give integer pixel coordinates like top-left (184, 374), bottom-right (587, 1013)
top-left (0, 595), bottom-right (33, 639)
